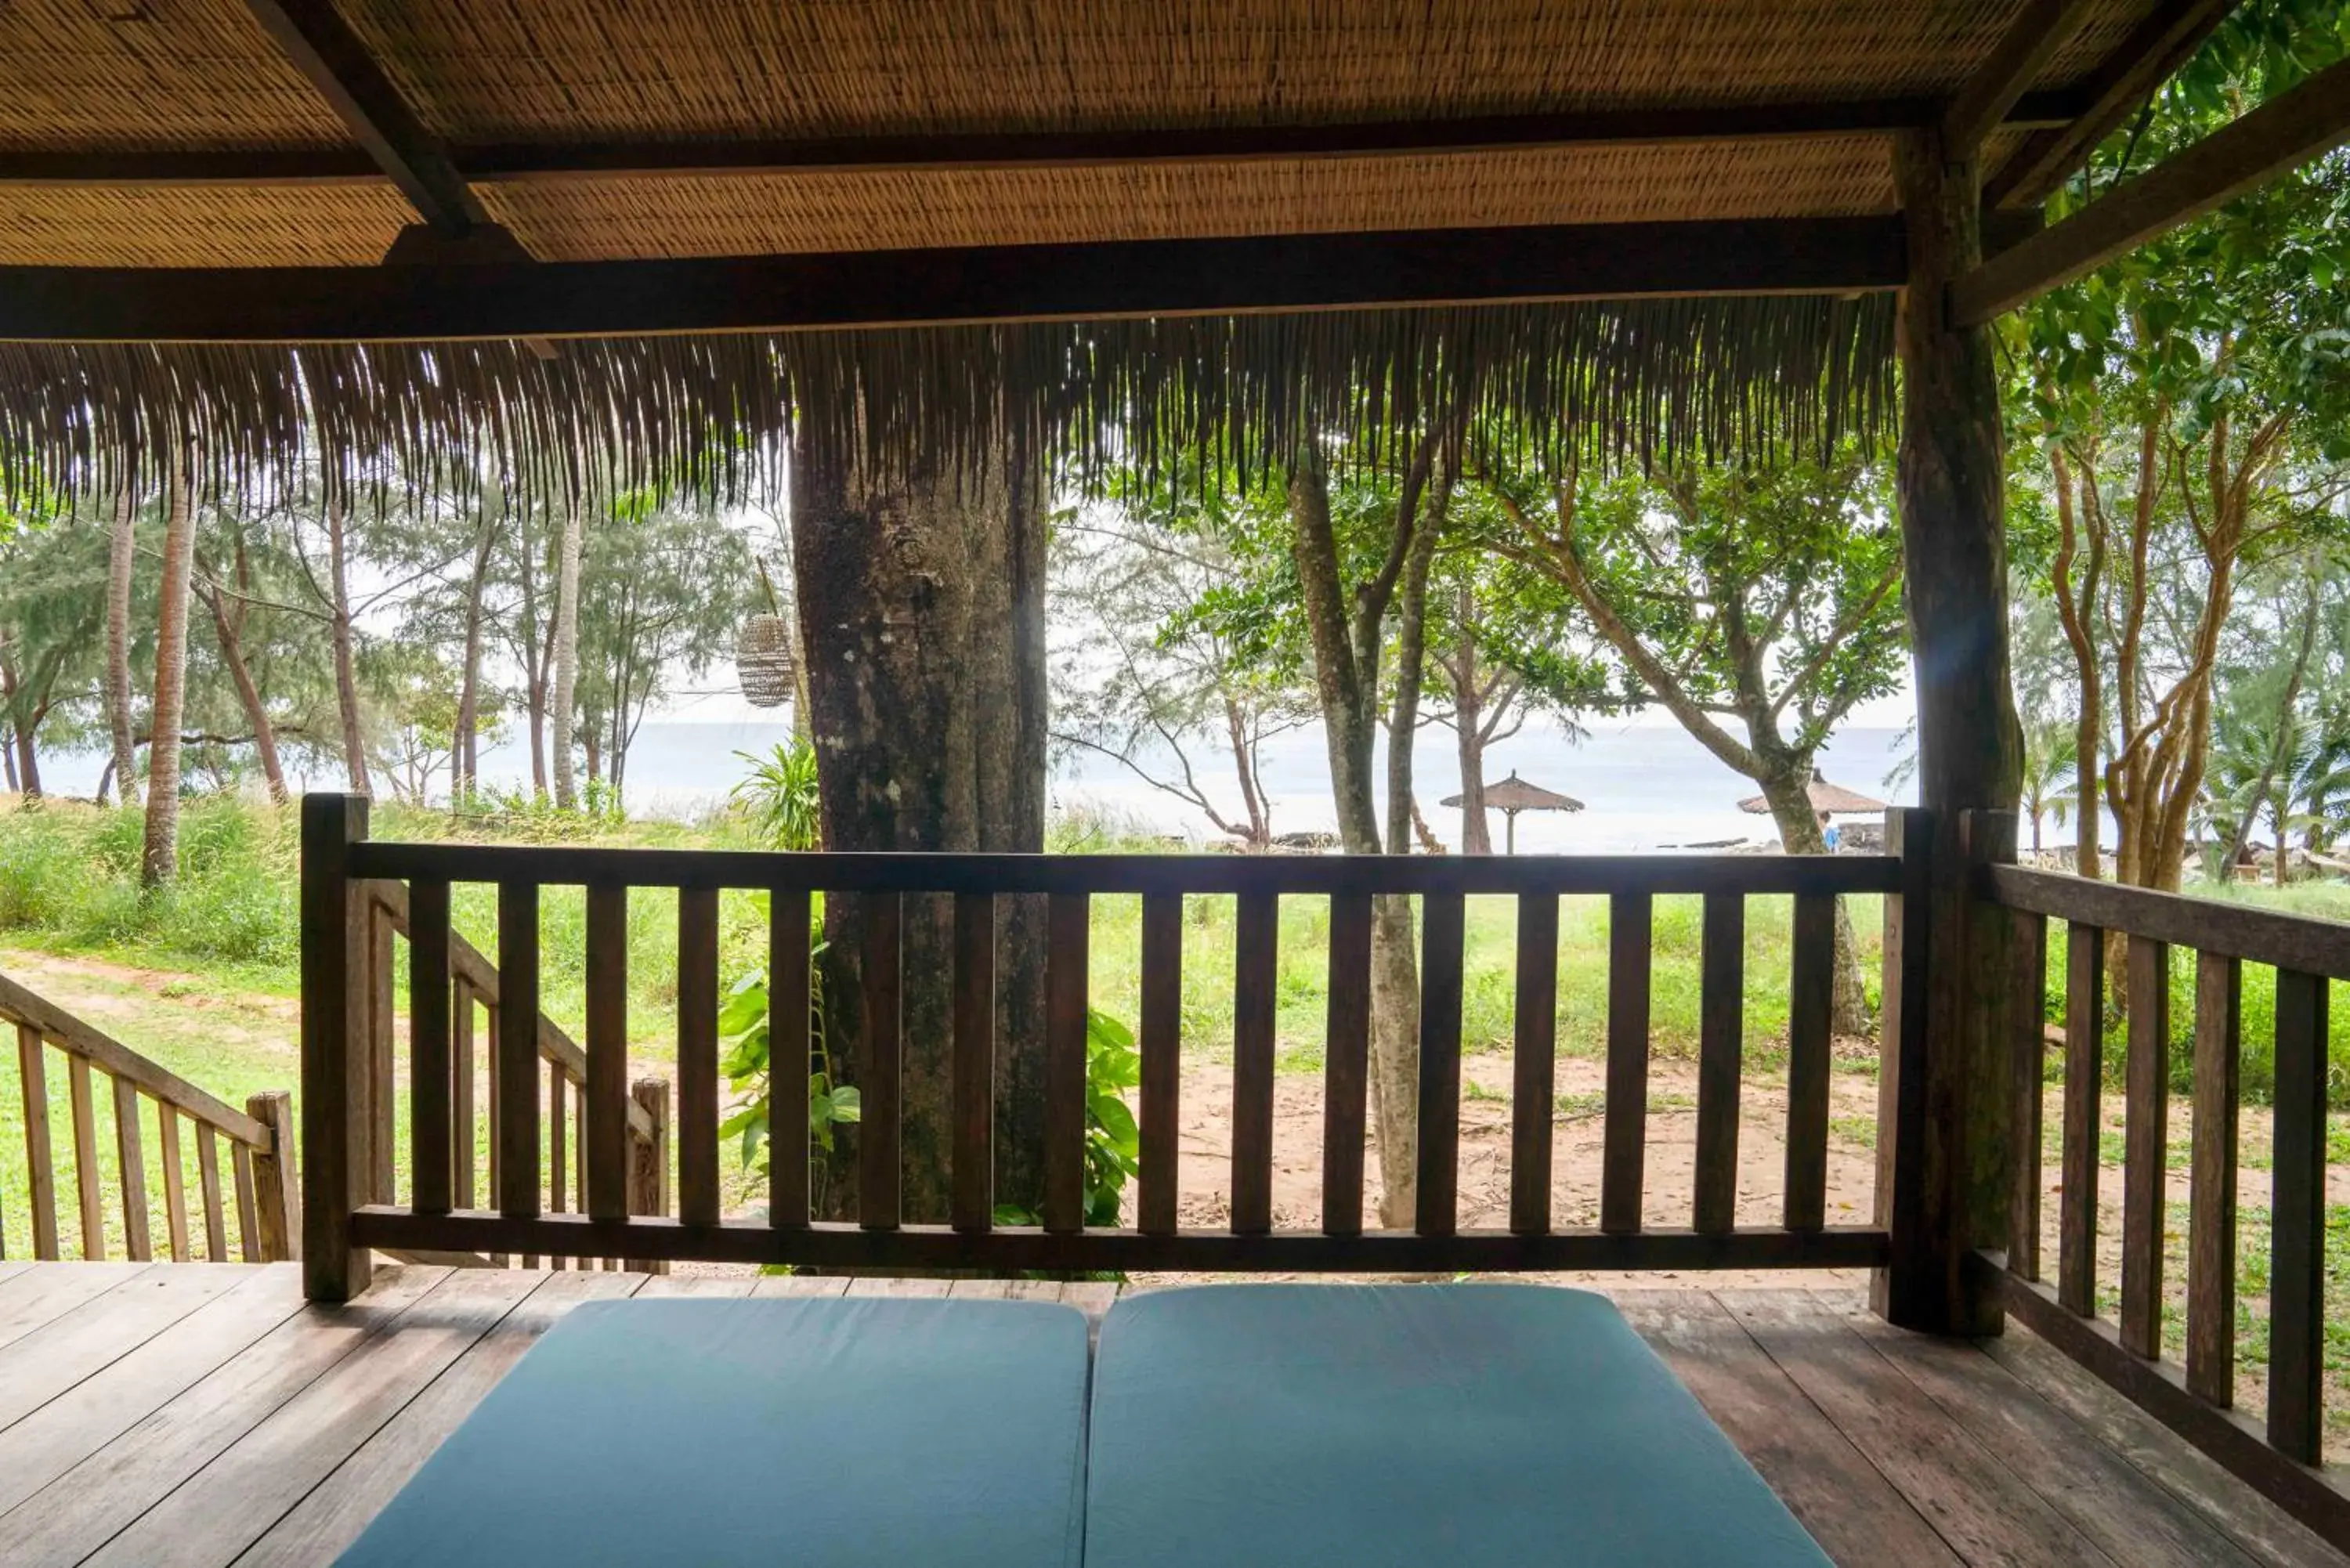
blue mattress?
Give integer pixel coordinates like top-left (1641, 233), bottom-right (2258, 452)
top-left (1084, 1284), bottom-right (1831, 1567)
top-left (337, 1295), bottom-right (1090, 1568)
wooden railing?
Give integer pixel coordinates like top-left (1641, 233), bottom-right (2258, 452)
top-left (360, 880), bottom-right (670, 1274)
top-left (1980, 859), bottom-right (2350, 1551)
top-left (300, 793), bottom-right (1911, 1295)
top-left (2, 969), bottom-right (296, 1263)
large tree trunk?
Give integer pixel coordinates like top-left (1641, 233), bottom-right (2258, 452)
top-left (143, 459), bottom-right (196, 887)
top-left (0, 653), bottom-right (39, 799)
top-left (106, 482), bottom-right (140, 811)
top-left (1882, 133), bottom-right (2024, 1336)
top-left (1450, 597), bottom-right (1494, 854)
top-left (326, 499), bottom-right (371, 797)
top-left (452, 497), bottom-right (498, 804)
top-left (792, 431), bottom-right (1049, 1224)
top-left (201, 572), bottom-right (287, 804)
top-left (1755, 764), bottom-right (1871, 1033)
top-left (550, 506), bottom-right (584, 810)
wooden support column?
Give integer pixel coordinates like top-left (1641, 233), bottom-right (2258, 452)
top-left (298, 793), bottom-right (371, 1300)
top-left (1883, 130), bottom-right (2026, 1337)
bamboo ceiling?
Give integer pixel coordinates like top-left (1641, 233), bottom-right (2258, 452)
top-left (0, 0), bottom-right (2174, 497)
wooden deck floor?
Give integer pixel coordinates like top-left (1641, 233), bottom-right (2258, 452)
top-left (0, 1259), bottom-right (2339, 1567)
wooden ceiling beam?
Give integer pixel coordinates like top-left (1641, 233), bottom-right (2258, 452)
top-left (1951, 54), bottom-right (2350, 324)
top-left (239, 0), bottom-right (486, 232)
top-left (0, 217), bottom-right (1907, 345)
top-left (1942, 0), bottom-right (2104, 155)
top-left (1984, 0), bottom-right (2243, 208)
top-left (0, 94), bottom-right (2090, 189)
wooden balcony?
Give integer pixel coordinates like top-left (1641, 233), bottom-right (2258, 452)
top-left (0, 1262), bottom-right (2337, 1566)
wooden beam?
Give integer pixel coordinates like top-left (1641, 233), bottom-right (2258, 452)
top-left (1942, 0), bottom-right (2103, 155)
top-left (240, 0), bottom-right (485, 233)
top-left (1954, 55), bottom-right (2350, 323)
top-left (0, 217), bottom-right (1909, 345)
top-left (1987, 0), bottom-right (2242, 208)
top-left (0, 94), bottom-right (2091, 189)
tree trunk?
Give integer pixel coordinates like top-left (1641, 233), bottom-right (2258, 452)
top-left (550, 506), bottom-right (584, 810)
top-left (0, 653), bottom-right (39, 799)
top-left (1883, 132), bottom-right (2023, 1336)
top-left (143, 458), bottom-right (196, 887)
top-left (2, 725), bottom-right (16, 793)
top-left (792, 429), bottom-right (1049, 1224)
top-left (106, 481), bottom-right (140, 811)
top-left (1756, 764), bottom-right (1871, 1033)
top-left (326, 498), bottom-right (371, 797)
top-left (1288, 446), bottom-right (1424, 1227)
top-left (452, 497), bottom-right (498, 804)
top-left (1451, 598), bottom-right (1493, 855)
top-left (201, 576), bottom-right (287, 804)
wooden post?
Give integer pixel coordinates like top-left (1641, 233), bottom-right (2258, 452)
top-left (627, 1076), bottom-right (671, 1276)
top-left (1873, 807), bottom-right (1936, 1324)
top-left (1885, 127), bottom-right (2026, 1336)
top-left (299, 792), bottom-right (369, 1299)
top-left (248, 1089), bottom-right (300, 1262)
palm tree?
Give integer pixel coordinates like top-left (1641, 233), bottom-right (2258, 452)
top-left (2019, 721), bottom-right (2078, 857)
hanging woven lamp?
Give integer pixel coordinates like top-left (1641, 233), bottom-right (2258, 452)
top-left (736, 559), bottom-right (796, 709)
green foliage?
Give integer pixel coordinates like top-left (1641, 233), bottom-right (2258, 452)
top-left (716, 948), bottom-right (859, 1191)
top-left (994, 1008), bottom-right (1142, 1230)
top-left (730, 739), bottom-right (822, 851)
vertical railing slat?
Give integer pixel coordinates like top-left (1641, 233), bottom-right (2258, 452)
top-left (195, 1122), bottom-right (228, 1262)
top-left (952, 891), bottom-right (996, 1234)
top-left (1321, 892), bottom-right (1372, 1237)
top-left (2058, 920), bottom-right (2104, 1317)
top-left (2186, 948), bottom-right (2240, 1407)
top-left (369, 900), bottom-right (396, 1206)
top-left (1232, 891), bottom-right (1278, 1236)
top-left (1042, 893), bottom-right (1090, 1234)
top-left (629, 1077), bottom-right (672, 1273)
top-left (114, 1078), bottom-right (152, 1261)
top-left (1510, 892), bottom-right (1560, 1237)
top-left (584, 884), bottom-right (630, 1224)
top-left (1416, 891), bottom-right (1466, 1239)
top-left (496, 880), bottom-right (542, 1219)
top-left (17, 1023), bottom-right (59, 1259)
top-left (2008, 909), bottom-right (2049, 1281)
top-left (2269, 967), bottom-right (2327, 1464)
top-left (157, 1106), bottom-right (190, 1262)
top-left (1784, 891), bottom-right (1835, 1234)
top-left (231, 1140), bottom-right (260, 1262)
top-left (68, 1054), bottom-right (103, 1259)
top-left (1601, 891), bottom-right (1652, 1236)
top-left (452, 979), bottom-right (476, 1210)
top-left (768, 888), bottom-right (812, 1231)
top-left (1137, 892), bottom-right (1184, 1237)
top-left (677, 887), bottom-right (721, 1229)
top-left (546, 1060), bottom-right (569, 1269)
top-left (409, 878), bottom-right (454, 1216)
top-left (1694, 893), bottom-right (1744, 1236)
top-left (2119, 934), bottom-right (2169, 1359)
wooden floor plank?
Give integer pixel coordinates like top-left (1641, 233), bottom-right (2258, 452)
top-left (1717, 1290), bottom-right (2120, 1568)
top-left (844, 1276), bottom-right (952, 1297)
top-left (0, 1264), bottom-right (245, 1433)
top-left (1981, 1324), bottom-right (2350, 1568)
top-left (944, 1277), bottom-right (1015, 1299)
top-left (0, 1266), bottom-right (303, 1519)
top-left (81, 1268), bottom-right (540, 1568)
top-left (0, 1263), bottom-right (153, 1354)
top-left (629, 1274), bottom-right (756, 1298)
top-left (1613, 1288), bottom-right (1965, 1568)
top-left (749, 1274), bottom-right (851, 1299)
top-left (234, 1270), bottom-right (644, 1568)
top-left (1840, 1306), bottom-right (2261, 1568)
top-left (0, 1265), bottom-right (451, 1568)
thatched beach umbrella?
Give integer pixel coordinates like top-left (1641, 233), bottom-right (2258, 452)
top-left (1444, 770), bottom-right (1584, 854)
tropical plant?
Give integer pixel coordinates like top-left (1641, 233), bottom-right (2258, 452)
top-left (992, 1008), bottom-right (1142, 1230)
top-left (2019, 721), bottom-right (2079, 856)
top-left (732, 739), bottom-right (822, 851)
top-left (718, 932), bottom-right (857, 1209)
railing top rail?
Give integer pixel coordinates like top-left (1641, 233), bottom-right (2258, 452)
top-left (0, 968), bottom-right (273, 1147)
top-left (1983, 863), bottom-right (2350, 981)
top-left (346, 843), bottom-right (1902, 897)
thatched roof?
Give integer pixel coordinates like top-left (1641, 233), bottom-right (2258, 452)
top-left (1446, 771), bottom-right (1586, 814)
top-left (1737, 776), bottom-right (1890, 815)
top-left (0, 2), bottom-right (2177, 497)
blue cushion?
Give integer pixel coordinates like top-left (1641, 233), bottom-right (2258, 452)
top-left (338, 1296), bottom-right (1090, 1567)
top-left (1084, 1284), bottom-right (1831, 1567)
